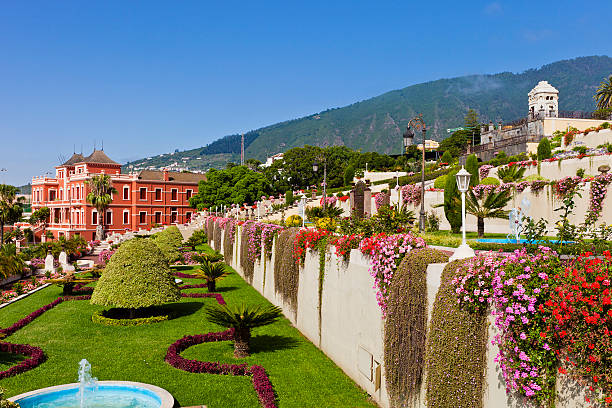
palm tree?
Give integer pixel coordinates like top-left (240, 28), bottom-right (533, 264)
top-left (30, 206), bottom-right (50, 242)
top-left (496, 165), bottom-right (526, 183)
top-left (85, 174), bottom-right (117, 240)
top-left (205, 303), bottom-right (282, 358)
top-left (466, 189), bottom-right (512, 238)
top-left (192, 259), bottom-right (229, 292)
top-left (0, 245), bottom-right (25, 278)
top-left (594, 74), bottom-right (612, 109)
top-left (0, 185), bottom-right (24, 249)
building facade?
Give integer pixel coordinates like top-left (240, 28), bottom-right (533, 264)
top-left (30, 150), bottom-right (205, 240)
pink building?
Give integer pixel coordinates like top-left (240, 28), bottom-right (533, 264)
top-left (31, 150), bottom-right (205, 240)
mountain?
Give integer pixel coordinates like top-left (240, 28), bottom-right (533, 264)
top-left (125, 56), bottom-right (612, 173)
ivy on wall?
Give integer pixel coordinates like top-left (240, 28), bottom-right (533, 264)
top-left (240, 226), bottom-right (255, 282)
top-left (384, 248), bottom-right (449, 408)
top-left (273, 228), bottom-right (300, 313)
top-left (213, 220), bottom-right (222, 251)
top-left (425, 259), bottom-right (488, 408)
top-left (223, 220), bottom-right (235, 263)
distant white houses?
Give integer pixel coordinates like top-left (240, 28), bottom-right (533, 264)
top-left (262, 153), bottom-right (284, 167)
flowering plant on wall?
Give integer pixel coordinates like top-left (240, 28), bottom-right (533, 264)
top-left (338, 195), bottom-right (349, 202)
top-left (319, 196), bottom-right (338, 207)
top-left (374, 192), bottom-right (390, 210)
top-left (359, 233), bottom-right (426, 315)
top-left (479, 165), bottom-right (494, 179)
top-left (330, 233), bottom-right (363, 261)
top-left (293, 228), bottom-right (331, 265)
top-left (584, 172), bottom-right (612, 226)
top-left (401, 184), bottom-right (422, 206)
top-left (552, 176), bottom-right (583, 199)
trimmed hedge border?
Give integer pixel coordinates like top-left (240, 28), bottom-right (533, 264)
top-left (384, 248), bottom-right (449, 408)
top-left (0, 342), bottom-right (46, 380)
top-left (180, 292), bottom-right (226, 305)
top-left (165, 328), bottom-right (277, 408)
top-left (425, 259), bottom-right (488, 408)
top-left (92, 309), bottom-right (172, 326)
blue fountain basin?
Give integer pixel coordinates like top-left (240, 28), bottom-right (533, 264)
top-left (10, 381), bottom-right (174, 408)
top-left (476, 238), bottom-right (573, 244)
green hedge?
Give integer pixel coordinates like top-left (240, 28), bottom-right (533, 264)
top-left (385, 248), bottom-right (449, 408)
top-left (425, 259), bottom-right (488, 408)
top-left (92, 309), bottom-right (172, 326)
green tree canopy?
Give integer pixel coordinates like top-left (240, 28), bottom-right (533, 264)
top-left (0, 185), bottom-right (24, 248)
top-left (465, 154), bottom-right (480, 187)
top-left (595, 74), bottom-right (612, 109)
top-left (91, 238), bottom-right (180, 310)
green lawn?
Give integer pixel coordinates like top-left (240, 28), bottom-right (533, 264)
top-left (0, 245), bottom-right (375, 408)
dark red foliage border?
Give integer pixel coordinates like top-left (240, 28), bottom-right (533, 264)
top-left (174, 271), bottom-right (199, 279)
top-left (165, 328), bottom-right (277, 408)
top-left (0, 295), bottom-right (91, 379)
top-left (178, 283), bottom-right (207, 290)
top-left (180, 292), bottom-right (226, 305)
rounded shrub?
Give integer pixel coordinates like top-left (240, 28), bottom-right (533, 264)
top-left (284, 215), bottom-right (303, 228)
top-left (479, 177), bottom-right (500, 185)
top-left (440, 150), bottom-right (452, 164)
top-left (433, 175), bottom-right (447, 189)
top-left (91, 239), bottom-right (181, 310)
top-left (92, 309), bottom-right (172, 326)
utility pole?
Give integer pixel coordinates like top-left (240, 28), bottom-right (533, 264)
top-left (240, 133), bottom-right (245, 166)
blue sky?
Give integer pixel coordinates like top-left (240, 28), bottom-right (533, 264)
top-left (1, 0), bottom-right (611, 185)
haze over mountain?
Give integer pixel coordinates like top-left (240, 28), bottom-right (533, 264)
top-left (126, 56), bottom-right (612, 172)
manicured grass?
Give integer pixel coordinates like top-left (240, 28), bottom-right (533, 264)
top-left (0, 245), bottom-right (376, 408)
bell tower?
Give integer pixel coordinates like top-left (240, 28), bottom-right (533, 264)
top-left (528, 80), bottom-right (559, 119)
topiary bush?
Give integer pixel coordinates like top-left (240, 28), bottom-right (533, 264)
top-left (384, 248), bottom-right (449, 408)
top-left (443, 169), bottom-right (462, 234)
top-left (465, 154), bottom-right (479, 187)
top-left (273, 228), bottom-right (300, 313)
top-left (91, 239), bottom-right (181, 314)
top-left (425, 260), bottom-right (488, 408)
top-left (433, 175), bottom-right (447, 189)
top-left (537, 137), bottom-right (552, 160)
top-left (153, 226), bottom-right (184, 263)
top-left (479, 176), bottom-right (500, 185)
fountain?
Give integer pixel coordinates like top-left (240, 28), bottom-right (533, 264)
top-left (9, 360), bottom-right (174, 408)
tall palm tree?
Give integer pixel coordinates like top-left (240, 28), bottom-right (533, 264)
top-left (85, 174), bottom-right (117, 240)
top-left (0, 185), bottom-right (24, 248)
top-left (30, 206), bottom-right (50, 243)
top-left (192, 258), bottom-right (229, 292)
top-left (0, 244), bottom-right (24, 278)
top-left (205, 303), bottom-right (282, 358)
top-left (594, 74), bottom-right (612, 109)
top-left (466, 189), bottom-right (512, 238)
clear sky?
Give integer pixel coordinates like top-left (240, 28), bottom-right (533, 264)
top-left (1, 0), bottom-right (611, 185)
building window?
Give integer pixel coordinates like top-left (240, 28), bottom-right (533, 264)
top-left (155, 188), bottom-right (162, 201)
top-left (139, 187), bottom-right (146, 200)
top-left (186, 211), bottom-right (192, 221)
top-left (170, 209), bottom-right (178, 223)
top-left (186, 189), bottom-right (192, 200)
top-left (123, 186), bottom-right (129, 200)
top-left (49, 190), bottom-right (56, 201)
top-left (92, 211), bottom-right (98, 225)
top-left (123, 210), bottom-right (129, 224)
top-left (154, 212), bottom-right (162, 224)
top-left (106, 210), bottom-right (112, 226)
top-left (139, 211), bottom-right (147, 224)
top-left (171, 189), bottom-right (178, 201)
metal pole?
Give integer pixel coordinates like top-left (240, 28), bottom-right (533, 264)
top-left (461, 191), bottom-right (466, 246)
top-left (323, 160), bottom-right (327, 211)
top-left (419, 128), bottom-right (426, 231)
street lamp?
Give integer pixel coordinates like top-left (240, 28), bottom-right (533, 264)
top-left (449, 166), bottom-right (475, 261)
top-left (300, 194), bottom-right (307, 227)
top-left (313, 153), bottom-right (327, 210)
top-left (404, 114), bottom-right (427, 232)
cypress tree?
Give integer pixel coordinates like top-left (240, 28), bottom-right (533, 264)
top-left (537, 138), bottom-right (552, 160)
top-left (444, 170), bottom-right (462, 234)
top-left (465, 154), bottom-right (479, 187)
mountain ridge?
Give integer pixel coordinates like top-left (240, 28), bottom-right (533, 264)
top-left (125, 55), bottom-right (612, 173)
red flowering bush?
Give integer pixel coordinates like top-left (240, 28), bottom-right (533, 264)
top-left (330, 233), bottom-right (363, 261)
top-left (293, 228), bottom-right (331, 265)
top-left (547, 251), bottom-right (612, 404)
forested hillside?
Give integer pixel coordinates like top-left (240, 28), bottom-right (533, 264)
top-left (127, 56), bottom-right (612, 172)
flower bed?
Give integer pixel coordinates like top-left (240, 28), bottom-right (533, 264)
top-left (180, 292), bottom-right (226, 305)
top-left (165, 329), bottom-right (277, 408)
top-left (0, 342), bottom-right (46, 380)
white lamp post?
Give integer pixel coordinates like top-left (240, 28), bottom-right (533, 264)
top-left (449, 166), bottom-right (475, 261)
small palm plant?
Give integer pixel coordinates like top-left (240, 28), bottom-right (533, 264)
top-left (193, 259), bottom-right (229, 292)
top-left (466, 189), bottom-right (512, 237)
top-left (205, 303), bottom-right (283, 358)
top-left (496, 165), bottom-right (526, 183)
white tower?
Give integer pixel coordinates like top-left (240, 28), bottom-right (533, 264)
top-left (528, 81), bottom-right (559, 119)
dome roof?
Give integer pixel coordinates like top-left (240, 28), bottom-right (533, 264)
top-left (528, 80), bottom-right (559, 96)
